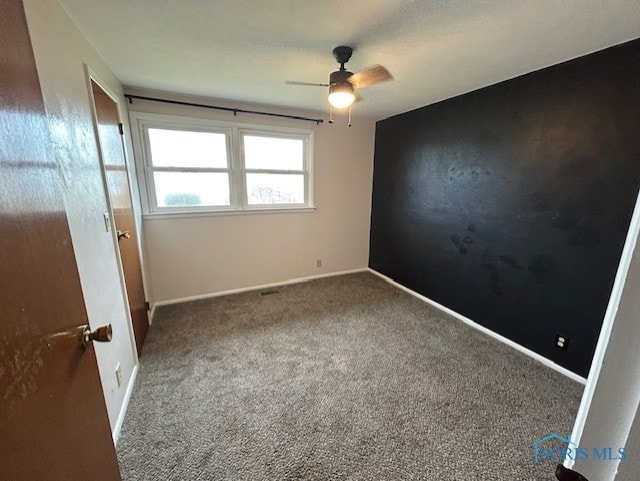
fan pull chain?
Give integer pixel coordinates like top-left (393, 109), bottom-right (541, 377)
top-left (329, 105), bottom-right (334, 124)
top-left (348, 106), bottom-right (352, 127)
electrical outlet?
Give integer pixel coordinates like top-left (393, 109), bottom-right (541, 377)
top-left (115, 363), bottom-right (122, 387)
top-left (316, 259), bottom-right (322, 268)
top-left (555, 334), bottom-right (569, 350)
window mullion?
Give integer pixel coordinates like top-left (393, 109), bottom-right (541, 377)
top-left (229, 127), bottom-right (245, 209)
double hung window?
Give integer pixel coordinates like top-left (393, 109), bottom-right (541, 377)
top-left (133, 114), bottom-right (313, 215)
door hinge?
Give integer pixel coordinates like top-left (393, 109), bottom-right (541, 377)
top-left (118, 122), bottom-right (124, 135)
top-left (145, 301), bottom-right (150, 311)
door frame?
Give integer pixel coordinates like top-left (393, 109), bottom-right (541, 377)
top-left (84, 66), bottom-right (148, 440)
top-left (85, 66), bottom-right (140, 358)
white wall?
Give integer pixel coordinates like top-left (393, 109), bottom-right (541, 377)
top-left (127, 90), bottom-right (376, 303)
top-left (23, 0), bottom-right (139, 437)
top-left (615, 405), bottom-right (640, 480)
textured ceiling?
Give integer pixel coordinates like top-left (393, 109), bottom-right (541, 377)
top-left (58, 0), bottom-right (640, 120)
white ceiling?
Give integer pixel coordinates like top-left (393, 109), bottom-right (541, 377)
top-left (59, 0), bottom-right (640, 120)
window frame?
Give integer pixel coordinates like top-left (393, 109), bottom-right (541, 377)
top-left (238, 128), bottom-right (311, 210)
top-left (130, 112), bottom-right (315, 217)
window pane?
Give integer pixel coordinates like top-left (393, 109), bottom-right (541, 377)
top-left (154, 172), bottom-right (230, 207)
top-left (148, 128), bottom-right (227, 168)
top-left (243, 135), bottom-right (303, 170)
top-left (246, 173), bottom-right (304, 205)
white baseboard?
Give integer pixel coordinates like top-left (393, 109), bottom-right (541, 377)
top-left (148, 303), bottom-right (156, 324)
top-left (113, 363), bottom-right (139, 445)
top-left (153, 268), bottom-right (370, 307)
top-left (368, 268), bottom-right (587, 385)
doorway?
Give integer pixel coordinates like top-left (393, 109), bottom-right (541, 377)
top-left (89, 78), bottom-right (149, 354)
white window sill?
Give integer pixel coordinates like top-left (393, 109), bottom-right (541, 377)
top-left (142, 206), bottom-right (316, 220)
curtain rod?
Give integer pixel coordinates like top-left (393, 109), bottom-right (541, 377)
top-left (124, 94), bottom-right (324, 125)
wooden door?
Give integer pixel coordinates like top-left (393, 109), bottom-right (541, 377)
top-left (91, 81), bottom-right (149, 355)
top-left (0, 1), bottom-right (122, 480)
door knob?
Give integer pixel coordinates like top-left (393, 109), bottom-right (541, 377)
top-left (82, 324), bottom-right (112, 349)
top-left (117, 230), bottom-right (130, 241)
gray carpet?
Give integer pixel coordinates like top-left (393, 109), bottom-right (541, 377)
top-left (116, 272), bottom-right (583, 480)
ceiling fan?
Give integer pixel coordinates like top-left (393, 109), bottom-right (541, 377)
top-left (286, 46), bottom-right (393, 120)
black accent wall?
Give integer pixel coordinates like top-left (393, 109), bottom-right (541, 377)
top-left (369, 39), bottom-right (640, 377)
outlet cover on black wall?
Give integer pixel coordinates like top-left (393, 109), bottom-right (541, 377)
top-left (555, 334), bottom-right (570, 351)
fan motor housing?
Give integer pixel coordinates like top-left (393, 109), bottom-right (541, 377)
top-left (330, 70), bottom-right (353, 85)
top-left (332, 46), bottom-right (353, 64)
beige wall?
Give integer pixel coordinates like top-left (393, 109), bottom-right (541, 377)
top-left (23, 0), bottom-right (140, 438)
top-left (127, 90), bottom-right (376, 303)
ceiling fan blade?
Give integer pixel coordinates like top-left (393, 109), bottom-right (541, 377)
top-left (285, 80), bottom-right (330, 87)
top-left (354, 90), bottom-right (363, 103)
top-left (348, 65), bottom-right (393, 89)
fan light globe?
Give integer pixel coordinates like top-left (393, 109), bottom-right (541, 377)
top-left (328, 83), bottom-right (355, 109)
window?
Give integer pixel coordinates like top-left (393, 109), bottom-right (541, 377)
top-left (134, 114), bottom-right (313, 215)
top-left (242, 133), bottom-right (306, 206)
top-left (147, 128), bottom-right (231, 209)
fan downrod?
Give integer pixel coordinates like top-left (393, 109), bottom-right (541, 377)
top-left (332, 46), bottom-right (353, 69)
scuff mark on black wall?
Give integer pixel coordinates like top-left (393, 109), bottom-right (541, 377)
top-left (369, 38), bottom-right (640, 377)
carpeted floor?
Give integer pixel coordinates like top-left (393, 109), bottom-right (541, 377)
top-left (116, 272), bottom-right (583, 480)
